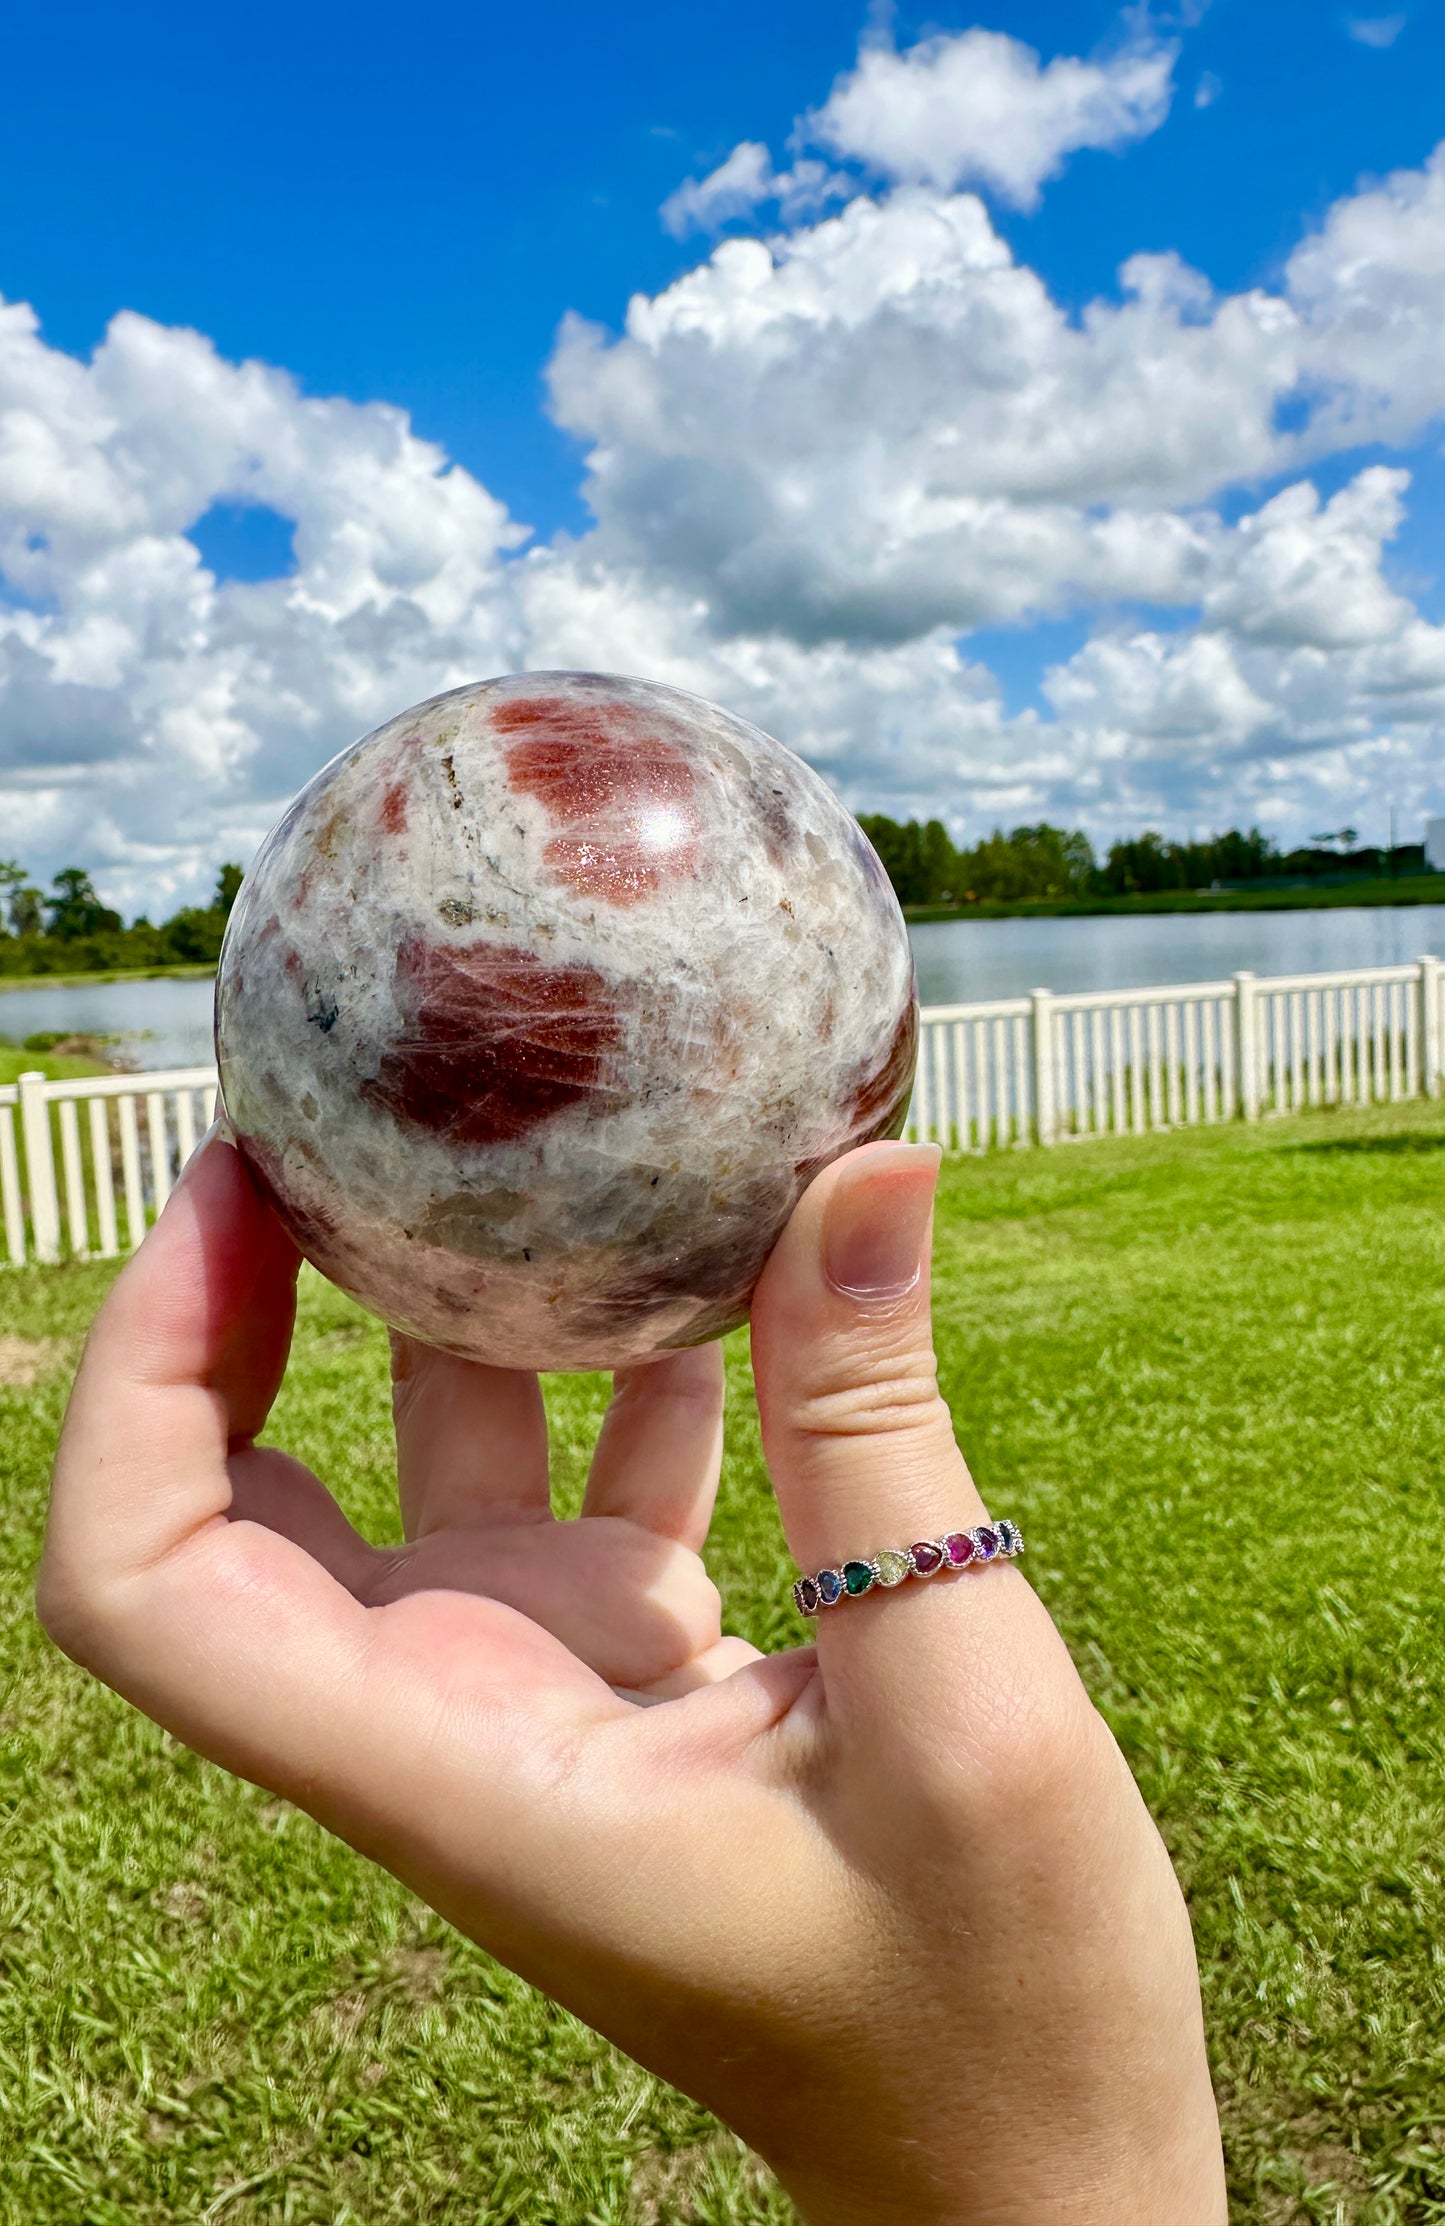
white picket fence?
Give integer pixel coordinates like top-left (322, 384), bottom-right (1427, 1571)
top-left (0, 1066), bottom-right (218, 1267)
top-left (903, 959), bottom-right (1443, 1149)
top-left (2, 958), bottom-right (1441, 1266)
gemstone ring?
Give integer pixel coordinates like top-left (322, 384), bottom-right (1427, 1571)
top-left (792, 1521), bottom-right (1024, 1616)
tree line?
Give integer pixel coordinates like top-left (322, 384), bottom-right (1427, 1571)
top-left (0, 818), bottom-right (1433, 977)
top-left (855, 817), bottom-right (1429, 908)
top-left (0, 860), bottom-right (244, 976)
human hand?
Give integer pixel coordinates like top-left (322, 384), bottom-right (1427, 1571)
top-left (39, 1133), bottom-right (1225, 2225)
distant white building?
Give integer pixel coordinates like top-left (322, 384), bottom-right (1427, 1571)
top-left (1428, 819), bottom-right (1445, 872)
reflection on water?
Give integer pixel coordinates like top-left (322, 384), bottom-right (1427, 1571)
top-left (0, 974), bottom-right (217, 1071)
top-left (2, 904), bottom-right (1444, 1071)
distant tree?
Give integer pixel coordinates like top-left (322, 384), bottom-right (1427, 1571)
top-left (9, 883), bottom-right (43, 938)
top-left (1102, 831), bottom-right (1182, 894)
top-left (856, 815), bottom-right (1106, 906)
top-left (917, 820), bottom-right (959, 904)
top-left (0, 858), bottom-right (46, 936)
top-left (215, 863), bottom-right (244, 915)
top-left (162, 905), bottom-right (228, 962)
top-left (45, 867), bottom-right (122, 940)
top-left (0, 859), bottom-right (25, 935)
top-left (857, 815), bottom-right (937, 906)
top-left (965, 823), bottom-right (1097, 901)
top-left (1200, 827), bottom-right (1278, 884)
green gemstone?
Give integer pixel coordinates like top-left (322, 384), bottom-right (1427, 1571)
top-left (843, 1559), bottom-right (876, 1595)
top-left (874, 1548), bottom-right (910, 1587)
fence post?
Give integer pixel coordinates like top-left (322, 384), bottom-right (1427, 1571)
top-left (1031, 989), bottom-right (1057, 1145)
top-left (19, 1070), bottom-right (61, 1264)
top-left (1419, 955), bottom-right (1442, 1097)
top-left (1234, 972), bottom-right (1261, 1121)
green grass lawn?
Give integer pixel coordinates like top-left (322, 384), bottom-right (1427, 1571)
top-left (0, 1044), bottom-right (112, 1087)
top-left (3, 1100), bottom-right (1445, 2223)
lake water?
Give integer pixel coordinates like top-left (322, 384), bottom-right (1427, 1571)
top-left (909, 904), bottom-right (1445, 1005)
top-left (4, 903), bottom-right (1445, 1070)
top-left (0, 973), bottom-right (218, 1072)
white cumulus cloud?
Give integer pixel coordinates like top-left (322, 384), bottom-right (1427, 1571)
top-left (802, 24), bottom-right (1177, 209)
top-left (660, 142), bottom-right (849, 238)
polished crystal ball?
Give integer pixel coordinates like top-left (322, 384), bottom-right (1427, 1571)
top-left (216, 671), bottom-right (917, 1370)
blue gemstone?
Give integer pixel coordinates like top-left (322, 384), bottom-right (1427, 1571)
top-left (996, 1520), bottom-right (1020, 1555)
top-left (816, 1568), bottom-right (843, 1606)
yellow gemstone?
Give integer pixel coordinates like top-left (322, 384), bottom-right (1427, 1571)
top-left (875, 1548), bottom-right (910, 1587)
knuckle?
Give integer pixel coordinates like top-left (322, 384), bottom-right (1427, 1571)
top-left (976, 1677), bottom-right (1116, 1825)
top-left (34, 1552), bottom-right (108, 1670)
top-left (897, 1661), bottom-right (1110, 1837)
top-left (788, 1334), bottom-right (950, 1444)
top-left (676, 1553), bottom-right (724, 1637)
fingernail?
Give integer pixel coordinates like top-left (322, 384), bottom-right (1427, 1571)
top-left (823, 1143), bottom-right (941, 1300)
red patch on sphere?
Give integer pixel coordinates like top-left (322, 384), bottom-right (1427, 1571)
top-left (366, 935), bottom-right (624, 1147)
top-left (236, 1133), bottom-right (338, 1252)
top-left (494, 691), bottom-right (699, 905)
top-left (379, 779), bottom-right (408, 835)
top-left (849, 995), bottom-right (920, 1142)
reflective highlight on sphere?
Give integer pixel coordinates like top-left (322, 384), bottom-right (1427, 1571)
top-left (216, 671), bottom-right (917, 1370)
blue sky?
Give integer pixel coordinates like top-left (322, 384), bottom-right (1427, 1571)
top-left (3, 0), bottom-right (1445, 905)
top-left (9, 0), bottom-right (1440, 535)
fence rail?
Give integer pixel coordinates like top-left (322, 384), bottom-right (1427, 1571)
top-left (3, 957), bottom-right (1442, 1265)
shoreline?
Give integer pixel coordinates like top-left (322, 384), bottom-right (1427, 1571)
top-left (904, 876), bottom-right (1445, 923)
top-left (0, 962), bottom-right (217, 994)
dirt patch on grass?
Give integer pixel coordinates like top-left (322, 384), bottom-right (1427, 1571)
top-left (386, 1944), bottom-right (449, 2005)
top-left (0, 1334), bottom-right (61, 1387)
top-left (629, 2133), bottom-right (778, 2223)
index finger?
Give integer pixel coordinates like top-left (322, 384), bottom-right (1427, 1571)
top-left (44, 1134), bottom-right (302, 1590)
top-left (38, 1140), bottom-right (384, 1777)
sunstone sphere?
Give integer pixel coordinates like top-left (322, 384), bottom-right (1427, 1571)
top-left (216, 671), bottom-right (917, 1371)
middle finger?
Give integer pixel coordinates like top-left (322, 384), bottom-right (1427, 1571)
top-left (391, 1338), bottom-right (550, 1537)
top-left (579, 1343), bottom-right (725, 1551)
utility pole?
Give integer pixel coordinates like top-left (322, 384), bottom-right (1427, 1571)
top-left (1389, 803), bottom-right (1396, 878)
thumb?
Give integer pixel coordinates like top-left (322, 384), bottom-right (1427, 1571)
top-left (750, 1140), bottom-right (989, 1595)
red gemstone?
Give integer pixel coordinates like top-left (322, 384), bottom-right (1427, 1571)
top-left (943, 1531), bottom-right (976, 1568)
top-left (909, 1540), bottom-right (944, 1575)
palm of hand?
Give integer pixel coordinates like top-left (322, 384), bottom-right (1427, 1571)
top-left (230, 1325), bottom-right (759, 1702)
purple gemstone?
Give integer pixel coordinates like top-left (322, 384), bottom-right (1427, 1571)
top-left (796, 1576), bottom-right (821, 1615)
top-left (943, 1531), bottom-right (976, 1568)
top-left (973, 1525), bottom-right (999, 1561)
top-left (909, 1540), bottom-right (944, 1575)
